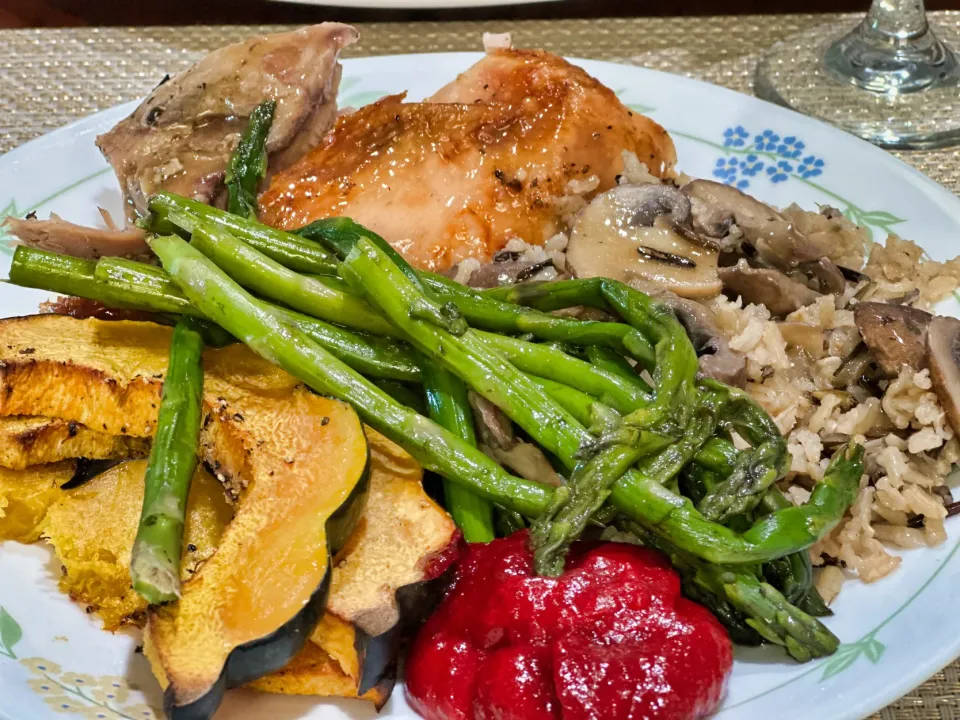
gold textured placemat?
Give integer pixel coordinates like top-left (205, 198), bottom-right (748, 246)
top-left (1, 14), bottom-right (959, 718)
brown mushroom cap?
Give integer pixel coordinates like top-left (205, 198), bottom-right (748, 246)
top-left (717, 260), bottom-right (820, 316)
top-left (927, 315), bottom-right (960, 436)
top-left (794, 258), bottom-right (847, 296)
top-left (646, 289), bottom-right (747, 387)
top-left (682, 180), bottom-right (820, 269)
top-left (567, 186), bottom-right (722, 299)
top-left (853, 301), bottom-right (932, 376)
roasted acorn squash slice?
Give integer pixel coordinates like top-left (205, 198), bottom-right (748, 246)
top-left (144, 387), bottom-right (370, 719)
top-left (43, 460), bottom-right (233, 630)
top-left (0, 416), bottom-right (150, 470)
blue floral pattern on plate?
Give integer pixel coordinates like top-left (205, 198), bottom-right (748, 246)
top-left (673, 124), bottom-right (906, 242)
top-left (712, 126), bottom-right (826, 190)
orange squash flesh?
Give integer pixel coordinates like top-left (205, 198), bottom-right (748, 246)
top-left (0, 416), bottom-right (150, 470)
top-left (0, 461), bottom-right (76, 543)
top-left (42, 460), bottom-right (233, 630)
top-left (248, 642), bottom-right (391, 707)
top-left (145, 386), bottom-right (369, 719)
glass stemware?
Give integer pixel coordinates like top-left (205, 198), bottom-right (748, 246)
top-left (755, 1), bottom-right (960, 149)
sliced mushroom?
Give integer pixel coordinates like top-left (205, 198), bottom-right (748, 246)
top-left (683, 180), bottom-right (819, 269)
top-left (838, 265), bottom-right (871, 284)
top-left (467, 259), bottom-right (556, 289)
top-left (794, 258), bottom-right (847, 296)
top-left (853, 301), bottom-right (932, 376)
top-left (468, 391), bottom-right (514, 449)
top-left (482, 442), bottom-right (564, 487)
top-left (615, 184), bottom-right (692, 228)
top-left (718, 260), bottom-right (820, 316)
top-left (778, 322), bottom-right (825, 358)
top-left (567, 186), bottom-right (722, 299)
top-left (636, 285), bottom-right (746, 387)
top-left (697, 340), bottom-right (748, 388)
top-left (927, 316), bottom-right (960, 436)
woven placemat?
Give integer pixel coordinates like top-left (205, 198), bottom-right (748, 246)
top-left (1, 14), bottom-right (959, 718)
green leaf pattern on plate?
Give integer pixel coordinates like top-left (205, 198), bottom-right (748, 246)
top-left (821, 631), bottom-right (886, 680)
top-left (0, 606), bottom-right (23, 658)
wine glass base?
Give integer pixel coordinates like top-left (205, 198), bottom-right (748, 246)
top-left (756, 23), bottom-right (960, 150)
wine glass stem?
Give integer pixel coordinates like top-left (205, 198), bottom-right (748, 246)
top-left (823, 0), bottom-right (959, 93)
top-left (863, 0), bottom-right (929, 43)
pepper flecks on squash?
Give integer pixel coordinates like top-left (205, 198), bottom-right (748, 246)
top-left (0, 461), bottom-right (76, 543)
top-left (0, 416), bottom-right (150, 470)
top-left (144, 388), bottom-right (370, 720)
top-left (42, 460), bottom-right (233, 631)
top-left (0, 315), bottom-right (171, 437)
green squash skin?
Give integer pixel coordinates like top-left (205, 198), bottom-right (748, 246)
top-left (354, 560), bottom-right (459, 697)
top-left (60, 458), bottom-right (128, 489)
top-left (164, 443), bottom-right (372, 720)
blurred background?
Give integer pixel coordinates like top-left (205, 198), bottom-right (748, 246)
top-left (1, 0), bottom-right (956, 27)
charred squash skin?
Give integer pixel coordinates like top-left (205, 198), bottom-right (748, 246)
top-left (146, 390), bottom-right (370, 720)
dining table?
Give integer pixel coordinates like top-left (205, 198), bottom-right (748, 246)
top-left (0, 11), bottom-right (958, 719)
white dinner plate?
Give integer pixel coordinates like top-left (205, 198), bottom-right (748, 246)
top-left (1, 51), bottom-right (959, 720)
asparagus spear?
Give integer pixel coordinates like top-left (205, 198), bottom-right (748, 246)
top-left (149, 233), bottom-right (552, 517)
top-left (421, 273), bottom-right (657, 369)
top-left (148, 192), bottom-right (340, 275)
top-left (422, 360), bottom-right (495, 542)
top-left (93, 257), bottom-right (200, 315)
top-left (694, 379), bottom-right (789, 521)
top-left (685, 435), bottom-right (826, 611)
top-left (475, 331), bottom-right (651, 414)
top-left (693, 436), bottom-right (741, 474)
top-left (697, 441), bottom-right (786, 522)
top-left (340, 238), bottom-right (601, 465)
top-left (532, 444), bottom-right (650, 576)
top-left (585, 345), bottom-right (648, 388)
top-left (192, 217), bottom-right (652, 411)
top-left (10, 246), bottom-right (422, 382)
top-left (151, 195), bottom-right (659, 367)
top-left (525, 376), bottom-right (602, 428)
top-left (9, 247), bottom-right (196, 315)
top-left (484, 278), bottom-right (700, 432)
top-left (130, 316), bottom-right (205, 604)
top-left (298, 213), bottom-right (663, 369)
top-left (189, 221), bottom-right (398, 337)
top-left (606, 439), bottom-right (865, 565)
top-left (225, 100), bottom-right (275, 220)
top-left (270, 307), bottom-right (421, 382)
